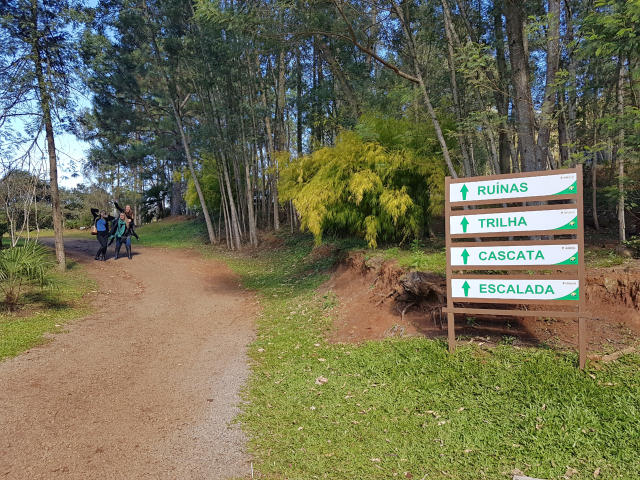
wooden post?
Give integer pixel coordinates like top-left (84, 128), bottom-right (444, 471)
top-left (577, 164), bottom-right (587, 369)
top-left (445, 176), bottom-right (455, 352)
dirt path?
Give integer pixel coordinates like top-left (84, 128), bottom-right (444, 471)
top-left (0, 239), bottom-right (256, 479)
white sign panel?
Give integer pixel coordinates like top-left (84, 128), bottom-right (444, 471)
top-left (450, 173), bottom-right (577, 203)
top-left (449, 209), bottom-right (577, 235)
top-left (450, 244), bottom-right (579, 267)
top-left (451, 279), bottom-right (580, 301)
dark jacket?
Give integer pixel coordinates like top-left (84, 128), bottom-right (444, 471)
top-left (91, 208), bottom-right (114, 233)
top-left (114, 201), bottom-right (133, 218)
top-left (109, 218), bottom-right (139, 240)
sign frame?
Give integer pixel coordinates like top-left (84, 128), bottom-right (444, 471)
top-left (443, 166), bottom-right (590, 369)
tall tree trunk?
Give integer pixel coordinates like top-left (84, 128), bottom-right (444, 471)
top-left (240, 110), bottom-right (258, 247)
top-left (592, 111), bottom-right (600, 231)
top-left (442, 0), bottom-right (472, 177)
top-left (221, 156), bottom-right (243, 250)
top-left (617, 60), bottom-right (626, 242)
top-left (296, 48), bottom-right (303, 155)
top-left (141, 0), bottom-right (216, 244)
top-left (171, 156), bottom-right (182, 215)
top-left (335, 0), bottom-right (458, 178)
top-left (31, 4), bottom-right (65, 269)
top-left (565, 0), bottom-right (577, 156)
top-left (535, 0), bottom-right (561, 169)
top-left (390, 0), bottom-right (458, 178)
top-left (504, 0), bottom-right (538, 172)
top-left (493, 1), bottom-right (512, 174)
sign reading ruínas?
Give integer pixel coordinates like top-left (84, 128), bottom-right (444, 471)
top-left (450, 208), bottom-right (577, 235)
top-left (451, 279), bottom-right (580, 301)
top-left (450, 244), bottom-right (578, 267)
top-left (450, 172), bottom-right (577, 203)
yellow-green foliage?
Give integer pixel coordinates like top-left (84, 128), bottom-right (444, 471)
top-left (184, 153), bottom-right (221, 213)
top-left (279, 128), bottom-right (444, 248)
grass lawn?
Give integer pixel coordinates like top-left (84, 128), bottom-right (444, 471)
top-left (135, 218), bottom-right (209, 248)
top-left (0, 260), bottom-right (95, 361)
top-left (218, 235), bottom-right (640, 480)
top-left (111, 218), bottom-right (640, 479)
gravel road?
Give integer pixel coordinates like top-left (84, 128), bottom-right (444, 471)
top-left (0, 238), bottom-right (256, 479)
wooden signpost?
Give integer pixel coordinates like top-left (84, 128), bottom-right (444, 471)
top-left (443, 166), bottom-right (590, 368)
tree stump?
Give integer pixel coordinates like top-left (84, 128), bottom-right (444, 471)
top-left (400, 272), bottom-right (447, 304)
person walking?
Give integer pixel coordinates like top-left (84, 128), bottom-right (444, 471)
top-left (91, 208), bottom-right (113, 261)
top-left (109, 212), bottom-right (139, 260)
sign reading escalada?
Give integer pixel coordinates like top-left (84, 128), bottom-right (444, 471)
top-left (451, 279), bottom-right (579, 301)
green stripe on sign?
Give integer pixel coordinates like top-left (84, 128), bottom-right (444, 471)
top-left (556, 288), bottom-right (580, 301)
top-left (554, 253), bottom-right (579, 265)
top-left (554, 181), bottom-right (578, 195)
top-left (554, 216), bottom-right (578, 230)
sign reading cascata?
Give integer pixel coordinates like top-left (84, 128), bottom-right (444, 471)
top-left (450, 209), bottom-right (577, 235)
top-left (450, 173), bottom-right (577, 203)
top-left (451, 279), bottom-right (579, 301)
top-left (450, 244), bottom-right (578, 267)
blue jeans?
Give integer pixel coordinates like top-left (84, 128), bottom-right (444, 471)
top-left (116, 236), bottom-right (131, 247)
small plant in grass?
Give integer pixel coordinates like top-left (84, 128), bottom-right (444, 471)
top-left (383, 247), bottom-right (399, 260)
top-left (466, 316), bottom-right (477, 326)
top-left (409, 238), bottom-right (425, 252)
top-left (321, 291), bottom-right (338, 310)
top-left (0, 241), bottom-right (54, 311)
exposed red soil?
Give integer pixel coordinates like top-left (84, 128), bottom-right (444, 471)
top-left (323, 252), bottom-right (640, 353)
top-left (0, 238), bottom-right (256, 479)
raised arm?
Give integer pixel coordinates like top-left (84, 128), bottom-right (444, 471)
top-left (113, 200), bottom-right (124, 213)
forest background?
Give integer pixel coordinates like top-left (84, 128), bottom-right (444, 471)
top-left (1, 0), bottom-right (640, 264)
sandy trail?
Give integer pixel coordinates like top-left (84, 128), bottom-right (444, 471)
top-left (0, 238), bottom-right (256, 479)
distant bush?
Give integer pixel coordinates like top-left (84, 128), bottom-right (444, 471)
top-left (279, 119), bottom-right (446, 248)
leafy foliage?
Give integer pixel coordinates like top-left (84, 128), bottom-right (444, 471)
top-left (279, 118), bottom-right (445, 248)
top-left (0, 241), bottom-right (54, 310)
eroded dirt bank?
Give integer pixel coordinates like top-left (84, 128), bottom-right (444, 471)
top-left (323, 251), bottom-right (640, 350)
top-left (0, 238), bottom-right (256, 479)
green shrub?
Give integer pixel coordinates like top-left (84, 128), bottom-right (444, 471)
top-left (279, 126), bottom-right (445, 248)
top-left (0, 241), bottom-right (55, 310)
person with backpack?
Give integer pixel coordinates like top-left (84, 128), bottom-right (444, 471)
top-left (91, 208), bottom-right (114, 261)
top-left (109, 212), bottom-right (140, 260)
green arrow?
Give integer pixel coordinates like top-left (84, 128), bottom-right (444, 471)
top-left (460, 184), bottom-right (469, 201)
top-left (462, 281), bottom-right (470, 297)
top-left (461, 249), bottom-right (470, 265)
top-left (460, 217), bottom-right (469, 233)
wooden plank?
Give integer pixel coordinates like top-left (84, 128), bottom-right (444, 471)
top-left (451, 229), bottom-right (580, 239)
top-left (449, 203), bottom-right (578, 216)
top-left (448, 166), bottom-right (578, 183)
top-left (445, 176), bottom-right (454, 353)
top-left (577, 165), bottom-right (587, 369)
top-left (451, 265), bottom-right (579, 271)
top-left (450, 274), bottom-right (579, 280)
top-left (450, 193), bottom-right (576, 207)
top-left (451, 238), bottom-right (580, 247)
top-left (442, 307), bottom-right (593, 319)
